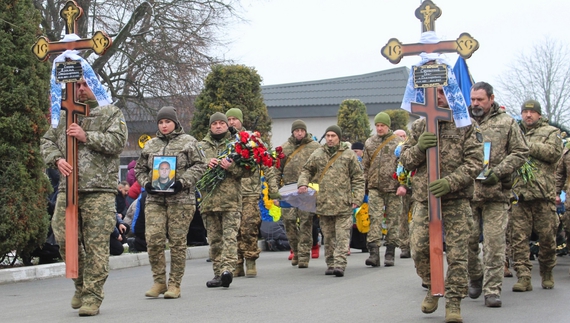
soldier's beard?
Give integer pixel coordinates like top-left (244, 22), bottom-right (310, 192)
top-left (471, 106), bottom-right (485, 117)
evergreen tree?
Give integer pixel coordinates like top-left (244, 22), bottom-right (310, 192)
top-left (337, 99), bottom-right (371, 143)
top-left (190, 64), bottom-right (272, 143)
top-left (385, 109), bottom-right (410, 132)
top-left (0, 0), bottom-right (51, 258)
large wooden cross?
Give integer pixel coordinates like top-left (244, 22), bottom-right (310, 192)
top-left (381, 0), bottom-right (479, 296)
top-left (31, 0), bottom-right (112, 278)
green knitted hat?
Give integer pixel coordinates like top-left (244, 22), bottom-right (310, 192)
top-left (225, 108), bottom-right (243, 123)
top-left (325, 125), bottom-right (342, 138)
top-left (156, 106), bottom-right (180, 125)
top-left (209, 112), bottom-right (228, 126)
top-left (521, 99), bottom-right (542, 115)
top-left (374, 112), bottom-right (391, 127)
top-left (291, 119), bottom-right (307, 133)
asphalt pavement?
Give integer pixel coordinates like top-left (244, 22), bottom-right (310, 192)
top-left (1, 246), bottom-right (570, 323)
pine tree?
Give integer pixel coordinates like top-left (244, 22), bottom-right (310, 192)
top-left (385, 109), bottom-right (410, 132)
top-left (190, 64), bottom-right (272, 143)
top-left (0, 0), bottom-right (51, 258)
top-left (337, 99), bottom-right (371, 143)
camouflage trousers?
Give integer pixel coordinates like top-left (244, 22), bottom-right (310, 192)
top-left (145, 201), bottom-right (194, 287)
top-left (411, 199), bottom-right (470, 300)
top-left (237, 196), bottom-right (262, 263)
top-left (320, 214), bottom-right (352, 269)
top-left (398, 193), bottom-right (413, 251)
top-left (511, 200), bottom-right (558, 277)
top-left (505, 206), bottom-right (513, 262)
top-left (281, 207), bottom-right (313, 263)
top-left (203, 211), bottom-right (241, 276)
top-left (52, 192), bottom-right (115, 307)
top-left (467, 201), bottom-right (508, 296)
top-left (367, 189), bottom-right (402, 247)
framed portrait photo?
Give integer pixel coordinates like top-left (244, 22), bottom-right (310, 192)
top-left (152, 156), bottom-right (177, 192)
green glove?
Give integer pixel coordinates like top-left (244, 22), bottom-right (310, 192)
top-left (429, 178), bottom-right (450, 198)
top-left (481, 169), bottom-right (499, 186)
top-left (418, 132), bottom-right (437, 151)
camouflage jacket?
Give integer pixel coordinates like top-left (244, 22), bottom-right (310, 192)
top-left (555, 147), bottom-right (570, 195)
top-left (400, 117), bottom-right (483, 203)
top-left (198, 131), bottom-right (252, 212)
top-left (363, 130), bottom-right (403, 193)
top-left (41, 103), bottom-right (128, 193)
top-left (298, 142), bottom-right (365, 216)
top-left (135, 126), bottom-right (206, 205)
top-left (470, 103), bottom-right (529, 202)
top-left (278, 133), bottom-right (320, 185)
top-left (514, 118), bottom-right (562, 202)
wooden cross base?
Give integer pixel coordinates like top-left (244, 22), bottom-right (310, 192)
top-left (411, 87), bottom-right (452, 296)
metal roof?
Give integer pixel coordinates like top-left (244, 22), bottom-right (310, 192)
top-left (261, 66), bottom-right (410, 118)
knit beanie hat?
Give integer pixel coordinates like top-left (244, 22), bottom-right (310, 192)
top-left (351, 142), bottom-right (364, 150)
top-left (325, 125), bottom-right (342, 138)
top-left (521, 99), bottom-right (542, 115)
top-left (291, 119), bottom-right (307, 133)
top-left (156, 106), bottom-right (180, 126)
top-left (225, 108), bottom-right (243, 123)
top-left (374, 112), bottom-right (391, 127)
top-left (209, 112), bottom-right (228, 126)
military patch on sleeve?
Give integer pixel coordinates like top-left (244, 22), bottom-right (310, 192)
top-left (475, 125), bottom-right (483, 143)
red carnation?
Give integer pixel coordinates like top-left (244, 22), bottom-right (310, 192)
top-left (241, 149), bottom-right (250, 159)
top-left (392, 173), bottom-right (398, 180)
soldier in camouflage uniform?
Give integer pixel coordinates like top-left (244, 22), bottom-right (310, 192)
top-left (199, 112), bottom-right (252, 288)
top-left (399, 86), bottom-right (483, 323)
top-left (363, 112), bottom-right (404, 267)
top-left (41, 79), bottom-right (128, 316)
top-left (135, 106), bottom-right (206, 299)
top-left (272, 120), bottom-right (320, 268)
top-left (226, 108), bottom-right (277, 277)
top-left (511, 99), bottom-right (562, 292)
top-left (394, 129), bottom-right (413, 259)
top-left (465, 82), bottom-right (529, 307)
top-left (555, 144), bottom-right (570, 275)
top-left (298, 125), bottom-right (365, 277)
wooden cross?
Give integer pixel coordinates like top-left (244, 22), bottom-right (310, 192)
top-left (31, 0), bottom-right (112, 279)
top-left (381, 0), bottom-right (479, 297)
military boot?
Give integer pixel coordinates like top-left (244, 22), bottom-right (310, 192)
top-left (504, 260), bottom-right (513, 278)
top-left (541, 270), bottom-right (554, 289)
top-left (206, 276), bottom-right (222, 288)
top-left (164, 285), bottom-right (181, 299)
top-left (78, 303), bottom-right (100, 317)
top-left (512, 276), bottom-right (533, 292)
top-left (221, 270), bottom-right (233, 287)
top-left (291, 253), bottom-right (299, 266)
top-left (468, 276), bottom-right (483, 299)
top-left (145, 283), bottom-right (167, 297)
top-left (445, 298), bottom-right (463, 323)
top-left (384, 245), bottom-right (395, 267)
top-left (234, 262), bottom-right (245, 277)
top-left (421, 287), bottom-right (439, 314)
top-left (71, 291), bottom-right (82, 309)
top-left (246, 259), bottom-right (257, 277)
top-left (400, 249), bottom-right (411, 259)
top-left (365, 244), bottom-right (380, 267)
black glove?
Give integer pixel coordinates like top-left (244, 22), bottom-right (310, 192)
top-left (145, 182), bottom-right (157, 195)
top-left (172, 181), bottom-right (183, 193)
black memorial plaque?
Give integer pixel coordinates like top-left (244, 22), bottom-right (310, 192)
top-left (56, 61), bottom-right (83, 83)
top-left (413, 64), bottom-right (448, 88)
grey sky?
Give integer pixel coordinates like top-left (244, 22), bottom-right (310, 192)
top-left (225, 0), bottom-right (570, 106)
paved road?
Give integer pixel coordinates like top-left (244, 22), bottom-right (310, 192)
top-left (2, 248), bottom-right (570, 323)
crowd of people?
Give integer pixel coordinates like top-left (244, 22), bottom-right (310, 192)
top-left (39, 60), bottom-right (568, 323)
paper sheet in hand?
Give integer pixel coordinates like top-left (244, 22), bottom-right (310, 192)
top-left (279, 183), bottom-right (317, 213)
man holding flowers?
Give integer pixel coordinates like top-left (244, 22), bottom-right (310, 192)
top-left (198, 112), bottom-right (252, 288)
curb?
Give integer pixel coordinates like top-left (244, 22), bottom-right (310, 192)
top-left (0, 240), bottom-right (266, 285)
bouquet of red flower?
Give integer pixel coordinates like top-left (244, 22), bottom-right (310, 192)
top-left (197, 131), bottom-right (285, 203)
